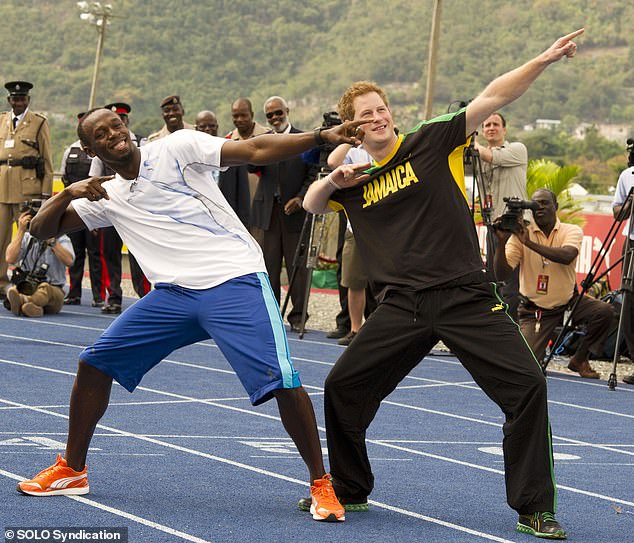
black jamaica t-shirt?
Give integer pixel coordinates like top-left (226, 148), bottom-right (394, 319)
top-left (329, 108), bottom-right (484, 298)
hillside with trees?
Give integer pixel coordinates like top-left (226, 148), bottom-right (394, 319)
top-left (1, 0), bottom-right (633, 188)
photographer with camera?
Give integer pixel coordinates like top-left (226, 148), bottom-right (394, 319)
top-left (611, 139), bottom-right (634, 385)
top-left (4, 205), bottom-right (74, 317)
top-left (494, 188), bottom-right (613, 378)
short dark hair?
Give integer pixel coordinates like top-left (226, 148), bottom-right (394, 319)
top-left (77, 107), bottom-right (109, 146)
top-left (532, 187), bottom-right (557, 205)
top-left (487, 112), bottom-right (506, 127)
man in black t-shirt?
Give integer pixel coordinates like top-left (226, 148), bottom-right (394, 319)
top-left (303, 29), bottom-right (584, 540)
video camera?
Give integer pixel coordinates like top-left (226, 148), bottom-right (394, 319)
top-left (494, 197), bottom-right (539, 233)
top-left (11, 262), bottom-right (49, 296)
top-left (318, 111), bottom-right (343, 171)
top-left (627, 138), bottom-right (634, 167)
top-left (20, 198), bottom-right (45, 217)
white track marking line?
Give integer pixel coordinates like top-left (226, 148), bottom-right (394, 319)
top-left (0, 398), bottom-right (518, 543)
top-left (0, 467), bottom-right (213, 543)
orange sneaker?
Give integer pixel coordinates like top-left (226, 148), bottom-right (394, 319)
top-left (310, 474), bottom-right (345, 522)
top-left (17, 454), bottom-right (89, 496)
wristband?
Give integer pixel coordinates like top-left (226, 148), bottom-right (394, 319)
top-left (313, 126), bottom-right (326, 146)
top-left (325, 174), bottom-right (342, 191)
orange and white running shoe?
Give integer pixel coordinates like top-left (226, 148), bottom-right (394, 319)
top-left (17, 454), bottom-right (89, 496)
top-left (310, 474), bottom-right (345, 522)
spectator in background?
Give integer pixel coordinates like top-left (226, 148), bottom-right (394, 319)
top-left (147, 95), bottom-right (193, 142)
top-left (60, 112), bottom-right (103, 307)
top-left (495, 188), bottom-right (613, 379)
top-left (250, 96), bottom-right (313, 332)
top-left (474, 112), bottom-right (528, 320)
top-left (226, 98), bottom-right (271, 216)
top-left (196, 110), bottom-right (250, 226)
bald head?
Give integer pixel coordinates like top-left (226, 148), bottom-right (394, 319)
top-left (195, 110), bottom-right (219, 136)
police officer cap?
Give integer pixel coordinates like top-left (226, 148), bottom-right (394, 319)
top-left (5, 81), bottom-right (33, 96)
top-left (160, 95), bottom-right (181, 108)
top-left (104, 102), bottom-right (131, 115)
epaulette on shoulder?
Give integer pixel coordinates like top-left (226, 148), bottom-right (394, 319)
top-left (34, 112), bottom-right (48, 120)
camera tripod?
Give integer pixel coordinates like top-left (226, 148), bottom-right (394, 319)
top-left (281, 176), bottom-right (329, 339)
top-left (463, 134), bottom-right (496, 272)
top-left (541, 186), bottom-right (634, 390)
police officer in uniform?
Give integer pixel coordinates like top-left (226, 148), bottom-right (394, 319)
top-left (0, 81), bottom-right (53, 299)
top-left (60, 112), bottom-right (103, 306)
top-left (147, 95), bottom-right (194, 142)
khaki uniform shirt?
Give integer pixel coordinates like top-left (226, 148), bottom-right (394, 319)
top-left (0, 109), bottom-right (53, 202)
top-left (505, 220), bottom-right (583, 309)
top-left (147, 121), bottom-right (194, 142)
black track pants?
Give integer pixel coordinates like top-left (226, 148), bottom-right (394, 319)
top-left (325, 281), bottom-right (557, 515)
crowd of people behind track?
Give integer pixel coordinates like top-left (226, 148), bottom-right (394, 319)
top-left (3, 26), bottom-right (634, 539)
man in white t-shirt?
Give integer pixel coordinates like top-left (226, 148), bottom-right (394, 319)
top-left (17, 107), bottom-right (365, 523)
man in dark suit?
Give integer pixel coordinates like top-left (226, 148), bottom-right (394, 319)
top-left (250, 96), bottom-right (315, 331)
top-left (195, 110), bottom-right (250, 227)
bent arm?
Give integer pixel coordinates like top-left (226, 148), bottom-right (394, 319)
top-left (30, 189), bottom-right (87, 240)
top-left (50, 241), bottom-right (74, 267)
top-left (303, 176), bottom-right (339, 215)
top-left (303, 163), bottom-right (371, 215)
top-left (523, 240), bottom-right (578, 265)
top-left (466, 29), bottom-right (583, 136)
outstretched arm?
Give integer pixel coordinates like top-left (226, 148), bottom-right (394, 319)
top-left (219, 120), bottom-right (366, 167)
top-left (466, 28), bottom-right (584, 136)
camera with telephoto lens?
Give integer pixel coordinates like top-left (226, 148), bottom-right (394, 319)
top-left (20, 198), bottom-right (45, 217)
top-left (493, 197), bottom-right (540, 233)
top-left (11, 262), bottom-right (49, 295)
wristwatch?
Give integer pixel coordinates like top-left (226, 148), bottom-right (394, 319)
top-left (313, 127), bottom-right (326, 146)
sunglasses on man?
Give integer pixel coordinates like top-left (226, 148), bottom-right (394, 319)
top-left (265, 109), bottom-right (285, 120)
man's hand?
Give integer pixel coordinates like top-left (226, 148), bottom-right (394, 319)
top-left (16, 212), bottom-right (33, 233)
top-left (541, 28), bottom-right (584, 64)
top-left (284, 196), bottom-right (303, 215)
top-left (65, 176), bottom-right (114, 202)
top-left (321, 119), bottom-right (369, 147)
top-left (328, 162), bottom-right (372, 190)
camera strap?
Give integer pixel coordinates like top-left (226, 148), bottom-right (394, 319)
top-left (18, 236), bottom-right (48, 272)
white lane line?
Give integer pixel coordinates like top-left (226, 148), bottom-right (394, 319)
top-left (371, 440), bottom-right (634, 508)
top-left (2, 354), bottom-right (634, 506)
top-left (381, 398), bottom-right (634, 457)
top-left (3, 356), bottom-right (634, 461)
top-left (0, 398), bottom-right (516, 543)
top-left (0, 467), bottom-right (213, 543)
top-left (549, 400), bottom-right (634, 419)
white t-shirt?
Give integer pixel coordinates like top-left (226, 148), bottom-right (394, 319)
top-left (72, 130), bottom-right (266, 289)
top-left (612, 166), bottom-right (634, 239)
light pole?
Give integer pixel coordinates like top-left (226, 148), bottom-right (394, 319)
top-left (77, 2), bottom-right (114, 109)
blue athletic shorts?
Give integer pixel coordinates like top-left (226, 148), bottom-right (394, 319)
top-left (80, 272), bottom-right (301, 405)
